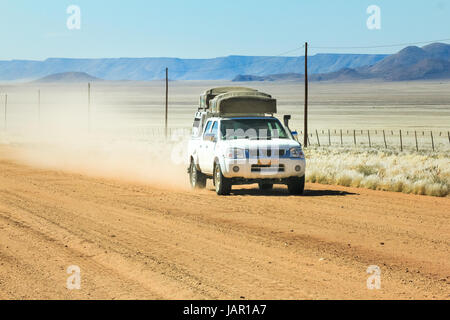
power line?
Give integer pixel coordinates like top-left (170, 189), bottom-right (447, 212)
top-left (309, 38), bottom-right (450, 49)
top-left (163, 45), bottom-right (305, 76)
top-left (270, 45), bottom-right (305, 57)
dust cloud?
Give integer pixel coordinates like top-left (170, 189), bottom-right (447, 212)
top-left (0, 83), bottom-right (192, 190)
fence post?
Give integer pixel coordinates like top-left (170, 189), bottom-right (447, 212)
top-left (414, 130), bottom-right (418, 152)
top-left (448, 131), bottom-right (450, 144)
top-left (328, 129), bottom-right (331, 146)
top-left (430, 131), bottom-right (435, 152)
top-left (340, 129), bottom-right (343, 146)
top-left (399, 130), bottom-right (403, 152)
top-left (315, 129), bottom-right (320, 146)
top-left (353, 130), bottom-right (356, 146)
top-left (367, 130), bottom-right (371, 148)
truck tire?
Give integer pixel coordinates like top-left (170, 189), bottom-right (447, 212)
top-left (214, 162), bottom-right (231, 195)
top-left (189, 160), bottom-right (206, 189)
top-left (287, 175), bottom-right (305, 195)
top-left (258, 183), bottom-right (274, 191)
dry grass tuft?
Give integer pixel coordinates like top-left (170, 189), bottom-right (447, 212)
top-left (305, 147), bottom-right (450, 197)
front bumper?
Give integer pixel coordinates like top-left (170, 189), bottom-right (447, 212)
top-left (221, 157), bottom-right (306, 179)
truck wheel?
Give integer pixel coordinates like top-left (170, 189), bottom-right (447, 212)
top-left (287, 176), bottom-right (305, 195)
top-left (214, 163), bottom-right (231, 195)
top-left (258, 183), bottom-right (274, 191)
top-left (189, 160), bottom-right (206, 189)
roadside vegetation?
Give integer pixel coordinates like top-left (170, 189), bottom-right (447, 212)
top-left (305, 146), bottom-right (450, 197)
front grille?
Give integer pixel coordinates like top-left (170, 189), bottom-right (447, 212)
top-left (251, 164), bottom-right (285, 173)
top-left (248, 149), bottom-right (286, 158)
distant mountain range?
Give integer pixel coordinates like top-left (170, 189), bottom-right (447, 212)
top-left (34, 72), bottom-right (102, 83)
top-left (2, 43), bottom-right (449, 82)
top-left (360, 43), bottom-right (450, 80)
top-left (233, 68), bottom-right (369, 82)
top-left (234, 43), bottom-right (450, 82)
top-left (0, 54), bottom-right (387, 82)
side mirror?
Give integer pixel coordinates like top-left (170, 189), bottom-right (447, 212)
top-left (291, 131), bottom-right (299, 142)
top-left (284, 115), bottom-right (291, 128)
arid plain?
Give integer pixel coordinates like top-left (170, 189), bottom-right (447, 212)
top-left (0, 80), bottom-right (449, 299)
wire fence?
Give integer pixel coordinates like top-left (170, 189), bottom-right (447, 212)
top-left (296, 128), bottom-right (450, 152)
top-left (1, 90), bottom-right (449, 152)
top-left (123, 127), bottom-right (450, 153)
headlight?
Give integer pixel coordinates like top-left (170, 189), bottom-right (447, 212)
top-left (289, 147), bottom-right (305, 158)
top-left (225, 147), bottom-right (246, 159)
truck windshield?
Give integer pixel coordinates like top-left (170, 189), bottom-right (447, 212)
top-left (220, 119), bottom-right (288, 140)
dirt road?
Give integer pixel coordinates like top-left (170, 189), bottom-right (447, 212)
top-left (0, 158), bottom-right (448, 300)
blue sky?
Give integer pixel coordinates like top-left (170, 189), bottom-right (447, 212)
top-left (0, 0), bottom-right (449, 60)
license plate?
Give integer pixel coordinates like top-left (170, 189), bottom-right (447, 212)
top-left (257, 159), bottom-right (271, 166)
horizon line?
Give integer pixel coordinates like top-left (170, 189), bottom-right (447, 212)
top-left (0, 52), bottom-right (391, 62)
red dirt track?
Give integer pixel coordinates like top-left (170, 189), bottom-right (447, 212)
top-left (0, 159), bottom-right (449, 299)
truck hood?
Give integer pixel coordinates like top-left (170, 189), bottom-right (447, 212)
top-left (219, 138), bottom-right (301, 150)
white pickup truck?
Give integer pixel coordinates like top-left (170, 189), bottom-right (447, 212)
top-left (188, 87), bottom-right (306, 195)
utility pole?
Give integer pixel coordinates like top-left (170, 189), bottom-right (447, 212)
top-left (304, 42), bottom-right (308, 147)
top-left (38, 89), bottom-right (41, 124)
top-left (88, 83), bottom-right (91, 132)
top-left (4, 94), bottom-right (7, 131)
top-left (165, 67), bottom-right (169, 139)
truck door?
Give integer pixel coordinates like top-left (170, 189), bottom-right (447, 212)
top-left (203, 121), bottom-right (219, 174)
top-left (199, 120), bottom-right (213, 172)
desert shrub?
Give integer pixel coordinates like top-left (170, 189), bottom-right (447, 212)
top-left (305, 146), bottom-right (449, 197)
top-left (355, 164), bottom-right (378, 176)
top-left (361, 175), bottom-right (379, 190)
top-left (335, 171), bottom-right (353, 187)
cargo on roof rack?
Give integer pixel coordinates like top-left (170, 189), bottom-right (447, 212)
top-left (199, 87), bottom-right (259, 110)
top-left (210, 91), bottom-right (277, 115)
top-left (199, 87), bottom-right (277, 115)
